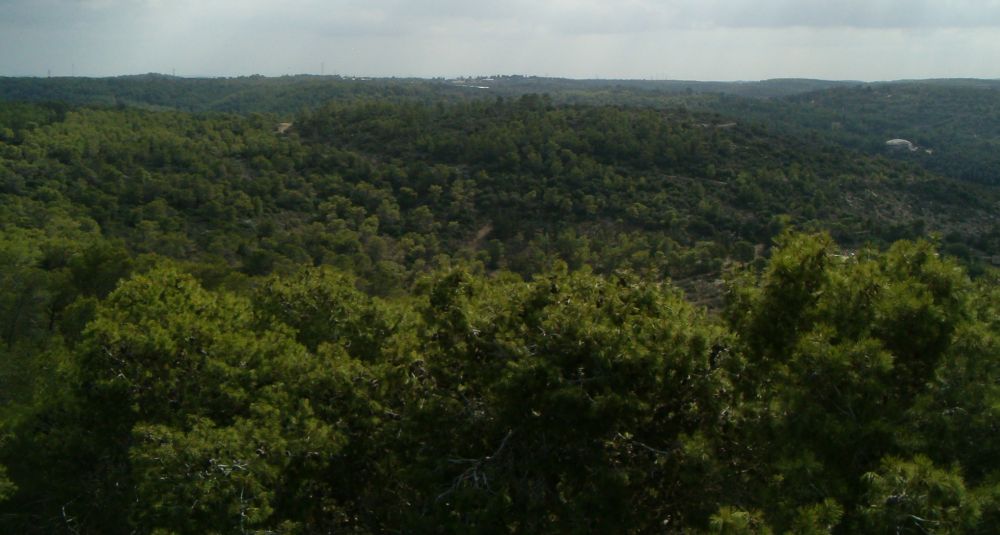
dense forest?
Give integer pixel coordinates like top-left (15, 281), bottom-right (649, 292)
top-left (702, 82), bottom-right (1000, 186)
top-left (0, 75), bottom-right (858, 113)
top-left (0, 76), bottom-right (998, 533)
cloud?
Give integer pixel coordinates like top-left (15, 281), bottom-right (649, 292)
top-left (1, 0), bottom-right (999, 78)
top-left (5, 0), bottom-right (1000, 34)
top-left (701, 0), bottom-right (1000, 29)
top-left (295, 0), bottom-right (1000, 33)
top-left (512, 0), bottom-right (1000, 33)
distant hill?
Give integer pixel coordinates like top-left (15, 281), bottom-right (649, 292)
top-left (3, 74), bottom-right (997, 203)
top-left (447, 76), bottom-right (858, 98)
top-left (1, 96), bottom-right (997, 297)
top-left (698, 80), bottom-right (1000, 185)
top-left (0, 75), bottom-right (858, 114)
top-left (0, 74), bottom-right (473, 114)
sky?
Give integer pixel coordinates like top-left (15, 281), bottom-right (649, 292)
top-left (1, 0), bottom-right (999, 81)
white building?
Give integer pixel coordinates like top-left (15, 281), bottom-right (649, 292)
top-left (886, 139), bottom-right (918, 152)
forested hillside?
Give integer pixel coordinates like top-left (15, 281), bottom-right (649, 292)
top-left (0, 75), bottom-right (855, 113)
top-left (5, 75), bottom-right (1000, 188)
top-left (703, 81), bottom-right (1000, 185)
top-left (0, 78), bottom-right (998, 533)
top-left (2, 97), bottom-right (996, 289)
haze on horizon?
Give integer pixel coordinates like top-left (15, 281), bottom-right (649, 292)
top-left (2, 0), bottom-right (999, 81)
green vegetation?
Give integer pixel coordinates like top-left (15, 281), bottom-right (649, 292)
top-left (2, 233), bottom-right (998, 533)
top-left (0, 77), bottom-right (997, 532)
top-left (702, 81), bottom-right (1000, 186)
top-left (0, 75), bottom-right (856, 114)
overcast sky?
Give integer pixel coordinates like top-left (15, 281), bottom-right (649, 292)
top-left (2, 0), bottom-right (999, 80)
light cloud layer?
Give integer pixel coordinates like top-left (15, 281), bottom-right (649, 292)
top-left (1, 0), bottom-right (999, 79)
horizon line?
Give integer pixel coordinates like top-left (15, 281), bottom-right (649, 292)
top-left (3, 72), bottom-right (1000, 84)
